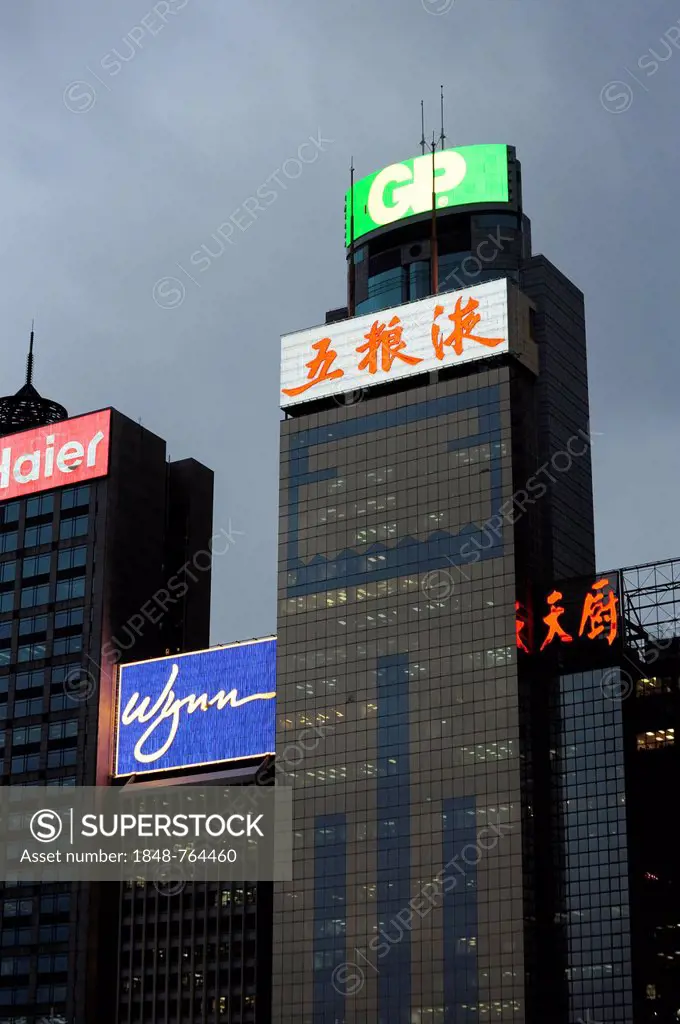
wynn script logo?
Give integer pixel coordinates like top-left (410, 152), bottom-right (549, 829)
top-left (120, 664), bottom-right (277, 765)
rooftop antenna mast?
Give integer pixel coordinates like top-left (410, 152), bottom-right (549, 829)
top-left (420, 100), bottom-right (426, 155)
top-left (439, 85), bottom-right (446, 150)
top-left (430, 132), bottom-right (439, 294)
top-left (347, 156), bottom-right (356, 316)
top-left (26, 320), bottom-right (35, 386)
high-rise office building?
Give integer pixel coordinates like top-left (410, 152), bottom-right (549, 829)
top-left (534, 557), bottom-right (680, 1024)
top-left (112, 639), bottom-right (277, 1024)
top-left (0, 355), bottom-right (213, 1024)
top-left (273, 144), bottom-right (600, 1022)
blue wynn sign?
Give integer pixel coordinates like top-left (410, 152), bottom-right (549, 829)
top-left (114, 638), bottom-right (276, 776)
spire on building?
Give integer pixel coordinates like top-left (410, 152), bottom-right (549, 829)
top-left (0, 323), bottom-right (68, 437)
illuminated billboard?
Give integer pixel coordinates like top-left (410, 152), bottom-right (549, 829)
top-left (0, 408), bottom-right (111, 502)
top-left (114, 638), bottom-right (276, 776)
top-left (280, 278), bottom-right (509, 408)
top-left (345, 144), bottom-right (509, 245)
top-left (516, 576), bottom-right (620, 655)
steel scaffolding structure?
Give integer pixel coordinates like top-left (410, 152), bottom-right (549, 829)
top-left (620, 557), bottom-right (680, 656)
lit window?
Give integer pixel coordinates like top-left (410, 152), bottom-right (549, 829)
top-left (636, 676), bottom-right (673, 696)
top-left (637, 729), bottom-right (675, 751)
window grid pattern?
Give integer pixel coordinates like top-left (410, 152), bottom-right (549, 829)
top-left (273, 371), bottom-right (526, 1023)
top-left (557, 670), bottom-right (633, 1023)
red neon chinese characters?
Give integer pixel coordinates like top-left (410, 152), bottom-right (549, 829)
top-left (540, 590), bottom-right (573, 651)
top-left (281, 338), bottom-right (344, 397)
top-left (356, 316), bottom-right (423, 375)
top-left (515, 602), bottom-right (529, 653)
top-left (431, 296), bottom-right (504, 360)
top-left (579, 578), bottom-right (618, 645)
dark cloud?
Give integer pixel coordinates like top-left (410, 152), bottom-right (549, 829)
top-left (0, 0), bottom-right (678, 639)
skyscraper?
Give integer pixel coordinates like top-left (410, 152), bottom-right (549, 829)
top-left (273, 144), bottom-right (597, 1022)
top-left (0, 354), bottom-right (213, 1024)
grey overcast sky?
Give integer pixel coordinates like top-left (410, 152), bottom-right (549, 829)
top-left (0, 0), bottom-right (678, 643)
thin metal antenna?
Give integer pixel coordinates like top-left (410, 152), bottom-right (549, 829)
top-left (430, 133), bottom-right (439, 294)
top-left (420, 100), bottom-right (426, 155)
top-left (348, 157), bottom-right (356, 316)
top-left (439, 85), bottom-right (446, 150)
top-left (26, 320), bottom-right (35, 386)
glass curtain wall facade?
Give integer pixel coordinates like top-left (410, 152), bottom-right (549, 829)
top-left (553, 667), bottom-right (632, 1023)
top-left (274, 367), bottom-right (533, 1022)
top-left (0, 483), bottom-right (98, 1023)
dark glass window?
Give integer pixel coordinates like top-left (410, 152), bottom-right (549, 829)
top-left (50, 664), bottom-right (80, 686)
top-left (0, 533), bottom-right (17, 554)
top-left (48, 720), bottom-right (78, 742)
top-left (59, 516), bottom-right (88, 541)
top-left (24, 522), bottom-right (53, 547)
top-left (0, 502), bottom-right (19, 526)
top-left (46, 748), bottom-right (77, 768)
top-left (20, 584), bottom-right (49, 609)
top-left (57, 546), bottom-right (87, 574)
top-left (26, 494), bottom-right (54, 519)
top-left (14, 697), bottom-right (44, 717)
top-left (15, 670), bottom-right (44, 691)
top-left (408, 260), bottom-right (430, 301)
top-left (61, 485), bottom-right (90, 510)
top-left (40, 893), bottom-right (70, 913)
top-left (10, 753), bottom-right (39, 772)
top-left (37, 953), bottom-right (68, 973)
top-left (356, 267), bottom-right (405, 316)
top-left (56, 577), bottom-right (85, 601)
top-left (55, 608), bottom-right (84, 630)
top-left (13, 725), bottom-right (42, 747)
top-left (0, 562), bottom-right (16, 584)
top-left (22, 554), bottom-right (50, 578)
top-left (17, 641), bottom-right (47, 663)
top-left (53, 635), bottom-right (82, 656)
top-left (19, 614), bottom-right (48, 636)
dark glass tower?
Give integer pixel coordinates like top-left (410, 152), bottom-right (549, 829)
top-left (546, 558), bottom-right (680, 1023)
top-left (0, 403), bottom-right (213, 1024)
top-left (272, 144), bottom-right (598, 1023)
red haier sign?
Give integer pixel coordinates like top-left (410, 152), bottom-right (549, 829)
top-left (0, 409), bottom-right (111, 502)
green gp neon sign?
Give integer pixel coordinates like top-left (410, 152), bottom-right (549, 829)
top-left (345, 144), bottom-right (509, 246)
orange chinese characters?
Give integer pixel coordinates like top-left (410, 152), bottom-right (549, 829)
top-left (431, 296), bottom-right (504, 361)
top-left (282, 337), bottom-right (344, 397)
top-left (515, 602), bottom-right (529, 653)
top-left (357, 316), bottom-right (423, 375)
top-left (579, 578), bottom-right (619, 646)
top-left (540, 590), bottom-right (573, 651)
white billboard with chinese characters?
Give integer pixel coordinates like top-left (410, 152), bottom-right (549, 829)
top-left (280, 278), bottom-right (509, 408)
